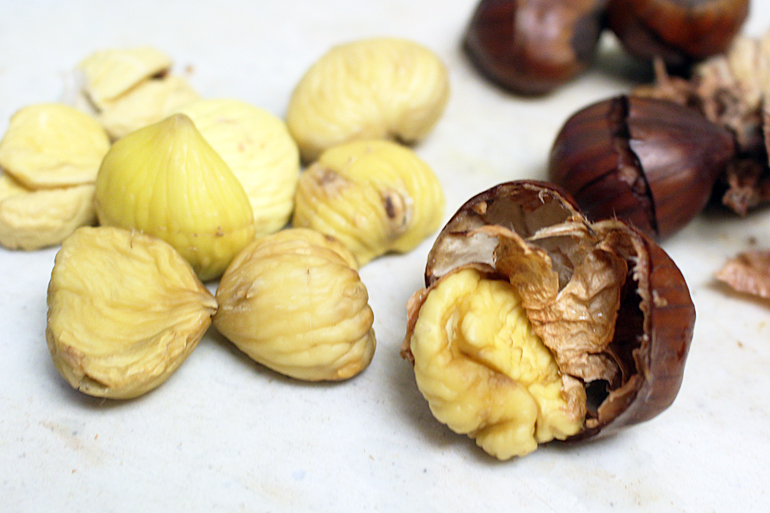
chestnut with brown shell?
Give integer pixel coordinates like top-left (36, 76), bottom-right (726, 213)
top-left (548, 95), bottom-right (736, 240)
top-left (463, 0), bottom-right (608, 96)
top-left (607, 0), bottom-right (749, 69)
top-left (402, 181), bottom-right (695, 454)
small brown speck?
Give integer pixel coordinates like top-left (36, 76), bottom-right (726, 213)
top-left (384, 196), bottom-right (396, 219)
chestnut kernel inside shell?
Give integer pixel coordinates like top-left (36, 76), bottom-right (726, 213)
top-left (402, 181), bottom-right (695, 457)
top-left (548, 95), bottom-right (736, 240)
top-left (463, 0), bottom-right (608, 96)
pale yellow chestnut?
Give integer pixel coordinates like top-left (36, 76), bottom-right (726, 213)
top-left (76, 47), bottom-right (199, 140)
top-left (0, 171), bottom-right (95, 250)
top-left (173, 98), bottom-right (300, 236)
top-left (0, 103), bottom-right (110, 188)
top-left (97, 75), bottom-right (199, 140)
top-left (77, 47), bottom-right (173, 108)
top-left (46, 226), bottom-right (217, 399)
top-left (95, 113), bottom-right (256, 281)
top-left (286, 37), bottom-right (450, 162)
top-left (214, 228), bottom-right (375, 381)
top-left (404, 268), bottom-right (584, 460)
top-left (292, 139), bottom-right (445, 266)
top-left (0, 103), bottom-right (107, 250)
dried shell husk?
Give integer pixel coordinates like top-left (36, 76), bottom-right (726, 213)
top-left (715, 250), bottom-right (770, 300)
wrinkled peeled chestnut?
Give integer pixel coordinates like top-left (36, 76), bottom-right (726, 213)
top-left (607, 0), bottom-right (749, 70)
top-left (463, 0), bottom-right (608, 95)
top-left (548, 95), bottom-right (736, 240)
top-left (401, 181), bottom-right (695, 460)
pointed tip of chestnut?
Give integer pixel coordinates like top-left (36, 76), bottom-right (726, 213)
top-left (463, 0), bottom-right (607, 96)
top-left (607, 0), bottom-right (750, 69)
top-left (548, 95), bottom-right (737, 240)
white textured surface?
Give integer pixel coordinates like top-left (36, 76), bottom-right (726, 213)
top-left (2, 1), bottom-right (769, 511)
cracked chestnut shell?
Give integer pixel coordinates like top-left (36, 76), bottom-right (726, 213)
top-left (463, 0), bottom-right (608, 95)
top-left (607, 0), bottom-right (749, 69)
top-left (548, 95), bottom-right (736, 240)
top-left (411, 180), bottom-right (695, 441)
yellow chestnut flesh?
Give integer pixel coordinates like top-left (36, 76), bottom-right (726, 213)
top-left (46, 226), bottom-right (217, 399)
top-left (173, 98), bottom-right (300, 237)
top-left (76, 47), bottom-right (199, 140)
top-left (409, 267), bottom-right (584, 459)
top-left (0, 172), bottom-right (96, 250)
top-left (0, 103), bottom-right (109, 250)
top-left (214, 228), bottom-right (375, 381)
top-left (95, 113), bottom-right (256, 281)
top-left (292, 139), bottom-right (445, 266)
top-left (403, 181), bottom-right (695, 460)
top-left (0, 103), bottom-right (110, 189)
top-left (286, 37), bottom-right (450, 163)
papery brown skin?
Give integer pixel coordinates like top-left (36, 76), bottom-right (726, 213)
top-left (715, 250), bottom-right (770, 300)
top-left (719, 157), bottom-right (770, 216)
top-left (548, 95), bottom-right (736, 240)
top-left (463, 0), bottom-right (608, 96)
top-left (607, 0), bottom-right (749, 69)
top-left (407, 180), bottom-right (695, 441)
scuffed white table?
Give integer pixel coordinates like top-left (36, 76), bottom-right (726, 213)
top-left (2, 1), bottom-right (769, 511)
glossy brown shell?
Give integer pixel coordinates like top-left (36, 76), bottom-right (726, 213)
top-left (421, 180), bottom-right (695, 440)
top-left (463, 0), bottom-right (608, 95)
top-left (607, 0), bottom-right (749, 68)
top-left (548, 95), bottom-right (736, 240)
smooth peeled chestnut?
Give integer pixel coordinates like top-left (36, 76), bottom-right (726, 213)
top-left (548, 95), bottom-right (736, 240)
top-left (402, 181), bottom-right (695, 457)
top-left (607, 0), bottom-right (749, 70)
top-left (463, 0), bottom-right (608, 96)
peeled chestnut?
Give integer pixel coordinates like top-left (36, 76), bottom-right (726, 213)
top-left (463, 0), bottom-right (608, 95)
top-left (548, 95), bottom-right (736, 240)
top-left (607, 0), bottom-right (749, 69)
top-left (401, 181), bottom-right (695, 459)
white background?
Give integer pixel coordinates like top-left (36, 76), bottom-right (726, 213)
top-left (1, 1), bottom-right (769, 511)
